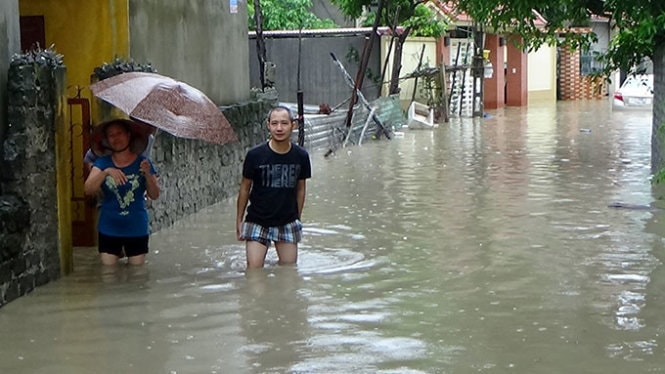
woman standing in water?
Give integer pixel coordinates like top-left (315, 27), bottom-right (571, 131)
top-left (84, 119), bottom-right (160, 266)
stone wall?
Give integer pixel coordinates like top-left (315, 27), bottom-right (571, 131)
top-left (129, 0), bottom-right (250, 105)
top-left (0, 62), bottom-right (65, 306)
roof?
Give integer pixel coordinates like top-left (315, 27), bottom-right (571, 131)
top-left (590, 14), bottom-right (610, 23)
top-left (428, 1), bottom-right (547, 27)
top-left (248, 26), bottom-right (404, 39)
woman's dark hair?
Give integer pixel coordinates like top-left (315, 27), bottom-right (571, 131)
top-left (104, 120), bottom-right (133, 138)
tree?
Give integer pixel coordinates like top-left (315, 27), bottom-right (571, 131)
top-left (453, 0), bottom-right (662, 70)
top-left (452, 0), bottom-right (665, 173)
top-left (328, 0), bottom-right (665, 174)
top-left (249, 0), bottom-right (338, 89)
top-left (252, 0), bottom-right (268, 90)
top-left (248, 0), bottom-right (338, 30)
top-left (331, 0), bottom-right (447, 95)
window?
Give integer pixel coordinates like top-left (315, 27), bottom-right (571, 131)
top-left (580, 50), bottom-right (604, 76)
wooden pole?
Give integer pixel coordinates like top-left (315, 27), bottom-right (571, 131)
top-left (410, 44), bottom-right (427, 105)
top-left (448, 41), bottom-right (462, 109)
top-left (472, 25), bottom-right (485, 117)
top-left (343, 0), bottom-right (385, 128)
top-left (377, 7), bottom-right (400, 98)
top-left (378, 36), bottom-right (395, 97)
top-left (252, 0), bottom-right (266, 90)
top-left (297, 27), bottom-right (305, 146)
top-left (331, 53), bottom-right (391, 139)
top-left (458, 42), bottom-right (471, 116)
top-left (439, 62), bottom-right (450, 123)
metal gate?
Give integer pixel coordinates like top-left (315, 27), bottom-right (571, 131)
top-left (68, 96), bottom-right (96, 247)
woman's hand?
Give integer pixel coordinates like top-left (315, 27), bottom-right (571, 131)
top-left (104, 167), bottom-right (127, 185)
top-left (140, 159), bottom-right (152, 176)
top-left (142, 159), bottom-right (160, 200)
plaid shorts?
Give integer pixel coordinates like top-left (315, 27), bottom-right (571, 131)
top-left (241, 219), bottom-right (302, 247)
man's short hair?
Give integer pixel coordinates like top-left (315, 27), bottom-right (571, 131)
top-left (267, 105), bottom-right (295, 122)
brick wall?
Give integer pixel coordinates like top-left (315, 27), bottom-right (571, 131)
top-left (559, 48), bottom-right (606, 100)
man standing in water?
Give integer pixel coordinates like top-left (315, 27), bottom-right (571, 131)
top-left (236, 106), bottom-right (312, 269)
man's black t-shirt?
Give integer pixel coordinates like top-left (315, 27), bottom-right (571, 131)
top-left (243, 142), bottom-right (311, 227)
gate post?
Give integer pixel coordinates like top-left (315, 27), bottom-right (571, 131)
top-left (0, 51), bottom-right (71, 307)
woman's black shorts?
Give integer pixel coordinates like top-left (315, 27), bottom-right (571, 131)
top-left (98, 232), bottom-right (149, 257)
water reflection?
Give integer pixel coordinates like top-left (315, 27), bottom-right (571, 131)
top-left (239, 268), bottom-right (309, 373)
top-left (99, 263), bottom-right (151, 285)
top-left (2, 101), bottom-right (665, 373)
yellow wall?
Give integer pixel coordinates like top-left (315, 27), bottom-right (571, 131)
top-left (19, 0), bottom-right (129, 103)
top-left (19, 0), bottom-right (130, 273)
top-left (54, 72), bottom-right (73, 274)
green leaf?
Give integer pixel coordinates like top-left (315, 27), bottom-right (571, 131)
top-left (249, 0), bottom-right (338, 30)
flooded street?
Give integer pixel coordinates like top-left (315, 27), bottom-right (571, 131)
top-left (3, 100), bottom-right (665, 373)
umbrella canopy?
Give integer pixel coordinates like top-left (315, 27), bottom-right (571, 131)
top-left (89, 72), bottom-right (238, 145)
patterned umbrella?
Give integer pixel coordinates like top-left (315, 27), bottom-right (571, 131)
top-left (90, 72), bottom-right (238, 145)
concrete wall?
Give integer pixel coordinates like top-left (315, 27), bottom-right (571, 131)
top-left (129, 0), bottom-right (250, 105)
top-left (0, 0), bottom-right (20, 155)
top-left (591, 21), bottom-right (610, 53)
top-left (248, 32), bottom-right (381, 107)
top-left (311, 0), bottom-right (354, 27)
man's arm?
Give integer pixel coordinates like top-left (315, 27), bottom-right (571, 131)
top-left (296, 179), bottom-right (307, 219)
top-left (236, 177), bottom-right (252, 240)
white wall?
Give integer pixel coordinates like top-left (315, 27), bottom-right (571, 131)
top-left (528, 44), bottom-right (557, 101)
top-left (383, 36), bottom-right (438, 104)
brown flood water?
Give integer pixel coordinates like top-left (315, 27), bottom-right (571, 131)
top-left (2, 100), bottom-right (665, 374)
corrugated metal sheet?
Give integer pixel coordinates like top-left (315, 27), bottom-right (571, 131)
top-left (288, 94), bottom-right (406, 152)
